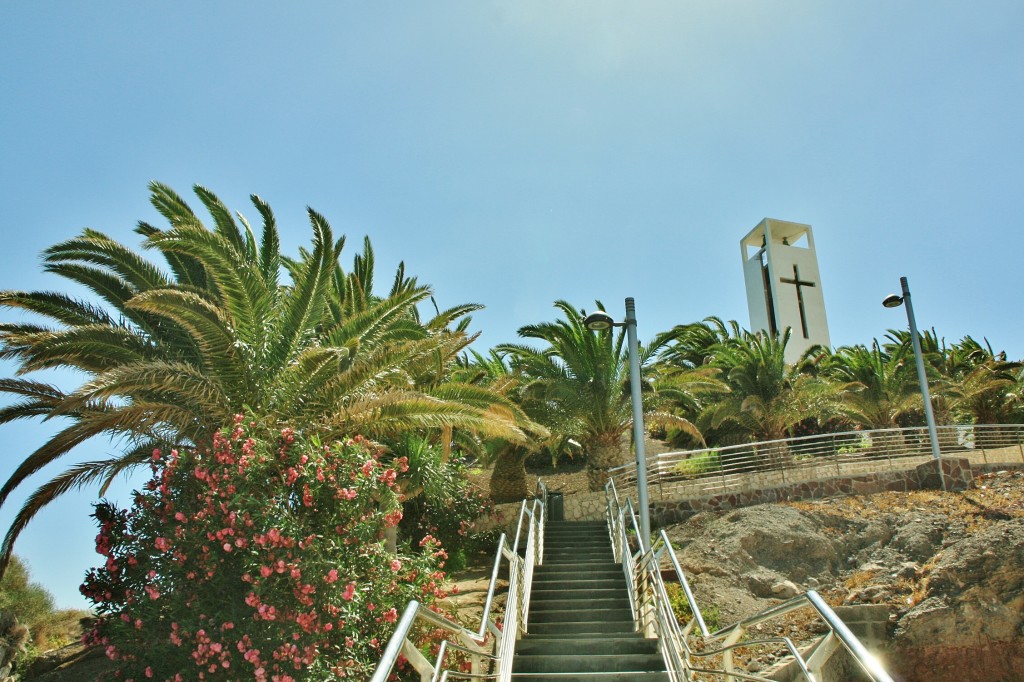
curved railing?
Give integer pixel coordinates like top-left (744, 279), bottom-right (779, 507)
top-left (370, 482), bottom-right (546, 682)
top-left (610, 423), bottom-right (1024, 500)
top-left (605, 479), bottom-right (895, 682)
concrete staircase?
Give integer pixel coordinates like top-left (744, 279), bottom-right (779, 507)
top-left (512, 520), bottom-right (669, 681)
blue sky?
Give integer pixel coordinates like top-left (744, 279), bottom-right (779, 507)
top-left (2, 2), bottom-right (1023, 609)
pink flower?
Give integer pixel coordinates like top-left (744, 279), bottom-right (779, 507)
top-left (325, 569), bottom-right (339, 584)
top-left (341, 582), bottom-right (356, 601)
top-left (390, 559), bottom-right (402, 572)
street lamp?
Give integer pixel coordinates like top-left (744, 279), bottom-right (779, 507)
top-left (882, 276), bottom-right (946, 492)
top-left (583, 297), bottom-right (652, 551)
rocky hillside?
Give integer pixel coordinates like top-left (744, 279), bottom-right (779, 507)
top-left (664, 469), bottom-right (1024, 682)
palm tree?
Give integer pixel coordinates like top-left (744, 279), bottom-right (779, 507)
top-left (499, 301), bottom-right (701, 491)
top-left (703, 328), bottom-right (834, 444)
top-left (933, 336), bottom-right (1021, 448)
top-left (454, 349), bottom-right (564, 502)
top-left (936, 337), bottom-right (1019, 424)
top-left (0, 183), bottom-right (527, 575)
top-left (819, 341), bottom-right (920, 429)
top-left (659, 316), bottom-right (743, 369)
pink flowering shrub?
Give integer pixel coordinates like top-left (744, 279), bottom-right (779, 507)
top-left (81, 418), bottom-right (448, 681)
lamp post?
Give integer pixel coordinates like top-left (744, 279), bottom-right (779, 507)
top-left (882, 276), bottom-right (946, 492)
top-left (583, 297), bottom-right (652, 551)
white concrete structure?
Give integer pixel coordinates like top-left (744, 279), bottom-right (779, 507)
top-left (740, 219), bottom-right (830, 364)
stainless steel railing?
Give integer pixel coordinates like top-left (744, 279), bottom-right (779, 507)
top-left (370, 481), bottom-right (547, 682)
top-left (610, 423), bottom-right (1024, 501)
top-left (604, 479), bottom-right (895, 682)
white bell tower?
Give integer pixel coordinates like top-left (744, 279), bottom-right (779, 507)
top-left (740, 218), bottom-right (830, 364)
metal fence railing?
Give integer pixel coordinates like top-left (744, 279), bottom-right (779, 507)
top-left (605, 478), bottom-right (896, 682)
top-left (609, 424), bottom-right (1024, 501)
top-left (370, 481), bottom-right (547, 682)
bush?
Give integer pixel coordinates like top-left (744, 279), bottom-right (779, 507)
top-left (0, 556), bottom-right (88, 665)
top-left (664, 582), bottom-right (720, 632)
top-left (400, 459), bottom-right (496, 572)
top-left (672, 451), bottom-right (721, 479)
top-left (81, 417), bottom-right (448, 681)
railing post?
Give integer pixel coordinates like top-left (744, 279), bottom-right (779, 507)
top-left (776, 442), bottom-right (787, 486)
top-left (658, 458), bottom-right (665, 501)
top-left (720, 453), bottom-right (728, 492)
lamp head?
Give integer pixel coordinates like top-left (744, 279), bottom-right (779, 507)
top-left (882, 294), bottom-right (904, 309)
top-left (583, 310), bottom-right (616, 331)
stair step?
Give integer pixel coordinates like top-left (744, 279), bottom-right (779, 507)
top-left (530, 597), bottom-right (630, 613)
top-left (528, 585), bottom-right (622, 593)
top-left (530, 607), bottom-right (634, 624)
top-left (534, 569), bottom-right (623, 579)
top-left (543, 543), bottom-right (609, 549)
top-left (533, 575), bottom-right (625, 587)
top-left (512, 674), bottom-right (670, 682)
top-left (543, 532), bottom-right (609, 539)
top-left (536, 561), bottom-right (619, 571)
top-left (528, 620), bottom-right (637, 636)
top-left (528, 577), bottom-right (622, 585)
top-left (514, 653), bottom-right (666, 674)
top-left (541, 558), bottom-right (615, 567)
top-left (534, 568), bottom-right (622, 580)
top-left (515, 636), bottom-right (659, 657)
top-left (544, 532), bottom-right (606, 540)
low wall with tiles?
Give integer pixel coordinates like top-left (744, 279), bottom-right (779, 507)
top-left (651, 456), bottom-right (975, 525)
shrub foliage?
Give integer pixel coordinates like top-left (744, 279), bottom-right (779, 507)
top-left (81, 417), bottom-right (448, 681)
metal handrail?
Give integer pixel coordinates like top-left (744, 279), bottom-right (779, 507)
top-left (610, 423), bottom-right (1024, 500)
top-left (603, 480), bottom-right (896, 682)
top-left (370, 481), bottom-right (547, 682)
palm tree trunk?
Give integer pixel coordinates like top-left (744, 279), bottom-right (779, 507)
top-left (586, 436), bottom-right (628, 492)
top-left (489, 448), bottom-right (529, 503)
top-left (440, 425), bottom-right (452, 464)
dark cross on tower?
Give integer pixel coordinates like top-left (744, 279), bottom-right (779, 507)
top-left (780, 264), bottom-right (816, 339)
top-left (759, 251), bottom-right (778, 336)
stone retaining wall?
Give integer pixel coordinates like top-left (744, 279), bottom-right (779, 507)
top-left (478, 489), bottom-right (609, 535)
